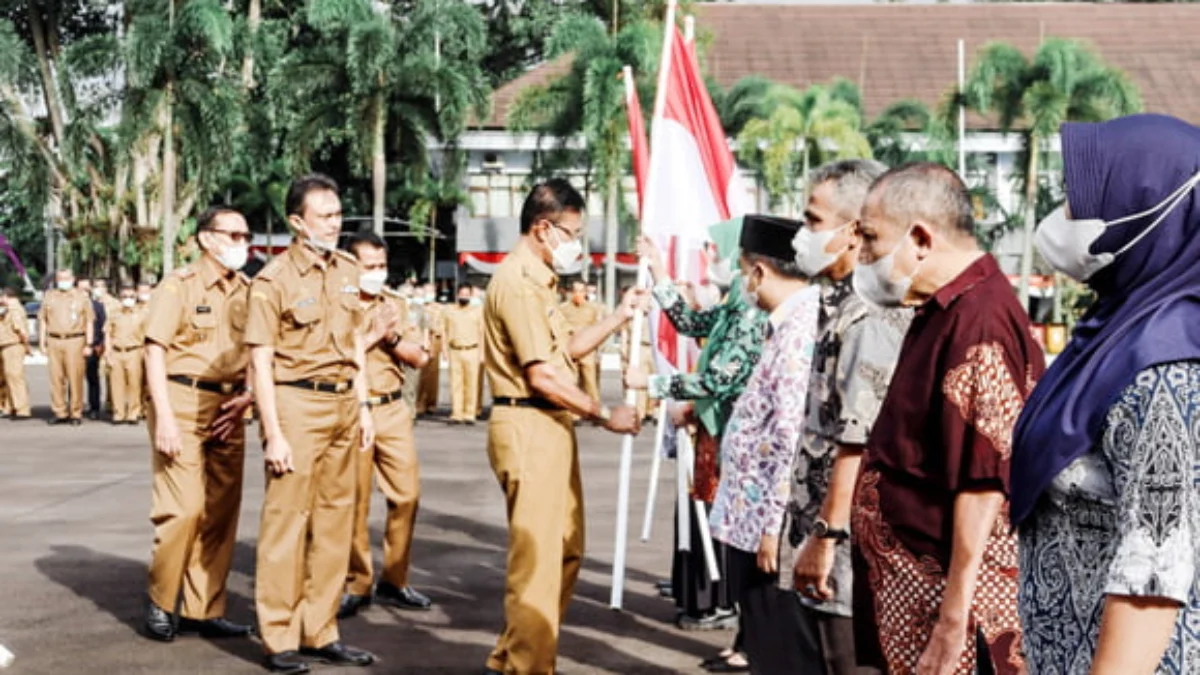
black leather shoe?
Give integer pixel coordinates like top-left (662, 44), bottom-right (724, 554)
top-left (299, 642), bottom-right (376, 667)
top-left (48, 417), bottom-right (69, 426)
top-left (483, 669), bottom-right (504, 675)
top-left (177, 616), bottom-right (254, 639)
top-left (70, 418), bottom-right (82, 426)
top-left (143, 602), bottom-right (176, 642)
top-left (375, 581), bottom-right (432, 610)
top-left (265, 651), bottom-right (311, 674)
top-left (337, 593), bottom-right (372, 619)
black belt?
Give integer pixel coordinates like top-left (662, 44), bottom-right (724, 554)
top-left (168, 374), bottom-right (245, 395)
top-left (49, 332), bottom-right (85, 340)
top-left (113, 345), bottom-right (141, 353)
top-left (366, 387), bottom-right (406, 408)
top-left (277, 379), bottom-right (354, 394)
top-left (449, 344), bottom-right (478, 350)
top-left (492, 396), bottom-right (564, 411)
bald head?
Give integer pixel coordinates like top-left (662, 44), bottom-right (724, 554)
top-left (865, 162), bottom-right (975, 242)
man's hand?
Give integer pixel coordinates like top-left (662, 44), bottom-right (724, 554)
top-left (104, 352), bottom-right (114, 368)
top-left (636, 236), bottom-right (668, 281)
top-left (370, 304), bottom-right (399, 345)
top-left (603, 404), bottom-right (642, 434)
top-left (155, 413), bottom-right (184, 460)
top-left (669, 402), bottom-right (695, 427)
top-left (617, 287), bottom-right (650, 321)
top-left (757, 534), bottom-right (780, 574)
top-left (916, 616), bottom-right (969, 675)
top-left (359, 407), bottom-right (375, 451)
top-left (83, 344), bottom-right (93, 358)
top-left (264, 434), bottom-right (295, 476)
top-left (677, 281), bottom-right (699, 309)
top-left (209, 392), bottom-right (253, 442)
top-left (624, 367), bottom-right (649, 390)
top-left (794, 536), bottom-right (837, 602)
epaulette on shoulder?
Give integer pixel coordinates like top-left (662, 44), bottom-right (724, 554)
top-left (333, 249), bottom-right (357, 264)
top-left (256, 257), bottom-right (284, 281)
top-left (382, 286), bottom-right (403, 299)
top-left (172, 266), bottom-right (196, 279)
top-left (236, 271), bottom-right (251, 285)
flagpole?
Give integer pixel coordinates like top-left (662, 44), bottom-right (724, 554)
top-left (610, 2), bottom-right (677, 610)
top-left (957, 38), bottom-right (966, 178)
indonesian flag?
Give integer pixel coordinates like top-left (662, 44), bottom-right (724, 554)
top-left (641, 24), bottom-right (750, 370)
top-left (623, 67), bottom-right (650, 218)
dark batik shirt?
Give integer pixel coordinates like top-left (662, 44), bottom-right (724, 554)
top-left (850, 254), bottom-right (1045, 675)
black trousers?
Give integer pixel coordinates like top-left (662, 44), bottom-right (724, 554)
top-left (728, 548), bottom-right (821, 675)
top-left (671, 501), bottom-right (734, 618)
top-left (85, 353), bottom-right (101, 413)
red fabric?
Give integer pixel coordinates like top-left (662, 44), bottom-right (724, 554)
top-left (691, 426), bottom-right (720, 504)
top-left (625, 74), bottom-right (650, 219)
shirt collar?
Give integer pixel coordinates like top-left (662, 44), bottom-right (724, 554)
top-left (289, 239), bottom-right (327, 276)
top-left (928, 253), bottom-right (1000, 311)
top-left (199, 254), bottom-right (234, 290)
top-left (513, 240), bottom-right (557, 289)
top-left (768, 285), bottom-right (816, 332)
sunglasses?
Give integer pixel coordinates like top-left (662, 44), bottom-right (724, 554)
top-left (208, 229), bottom-right (252, 244)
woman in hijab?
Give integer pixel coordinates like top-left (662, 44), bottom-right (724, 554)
top-left (1012, 114), bottom-right (1200, 674)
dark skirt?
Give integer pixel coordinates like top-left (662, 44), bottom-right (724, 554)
top-left (671, 500), bottom-right (735, 617)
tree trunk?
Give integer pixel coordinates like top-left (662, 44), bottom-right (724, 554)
top-left (372, 93), bottom-right (386, 236)
top-left (1017, 134), bottom-right (1039, 313)
top-left (27, 6), bottom-right (66, 151)
top-left (162, 80), bottom-right (177, 274)
top-left (604, 171), bottom-right (619, 311)
top-left (241, 0), bottom-right (261, 90)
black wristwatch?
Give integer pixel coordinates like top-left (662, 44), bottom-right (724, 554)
top-left (812, 518), bottom-right (850, 542)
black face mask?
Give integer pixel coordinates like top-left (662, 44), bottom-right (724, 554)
top-left (457, 298), bottom-right (470, 306)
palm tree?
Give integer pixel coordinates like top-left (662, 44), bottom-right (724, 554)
top-left (509, 13), bottom-right (659, 307)
top-left (955, 38), bottom-right (1141, 306)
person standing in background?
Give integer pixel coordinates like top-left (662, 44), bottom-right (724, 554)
top-left (0, 287), bottom-right (31, 420)
top-left (559, 281), bottom-right (602, 405)
top-left (443, 284), bottom-right (483, 425)
top-left (416, 283), bottom-right (444, 417)
top-left (105, 285), bottom-right (148, 425)
top-left (137, 282), bottom-right (154, 307)
top-left (94, 278), bottom-right (120, 416)
top-left (39, 269), bottom-right (93, 425)
top-left (77, 278), bottom-right (106, 420)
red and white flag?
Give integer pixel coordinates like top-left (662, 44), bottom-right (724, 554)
top-left (623, 66), bottom-right (650, 218)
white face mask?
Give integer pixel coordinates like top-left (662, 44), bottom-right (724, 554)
top-left (121, 298), bottom-right (136, 308)
top-left (853, 231), bottom-right (919, 308)
top-left (587, 293), bottom-right (597, 303)
top-left (738, 273), bottom-right (761, 309)
top-left (0, 305), bottom-right (7, 316)
top-left (1035, 170), bottom-right (1200, 282)
top-left (57, 280), bottom-right (73, 291)
top-left (359, 269), bottom-right (387, 296)
top-left (707, 258), bottom-right (735, 289)
top-left (216, 245), bottom-right (249, 271)
top-left (138, 294), bottom-right (151, 303)
top-left (92, 289), bottom-right (105, 299)
top-left (550, 229), bottom-right (584, 274)
top-left (793, 222), bottom-right (851, 278)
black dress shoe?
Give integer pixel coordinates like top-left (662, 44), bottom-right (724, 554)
top-left (482, 669), bottom-right (504, 675)
top-left (143, 602), bottom-right (176, 642)
top-left (265, 651), bottom-right (311, 674)
top-left (299, 642), bottom-right (376, 667)
top-left (705, 661), bottom-right (750, 674)
top-left (177, 616), bottom-right (254, 638)
top-left (337, 593), bottom-right (372, 619)
top-left (70, 418), bottom-right (82, 426)
top-left (48, 417), bottom-right (69, 426)
top-left (375, 581), bottom-right (432, 610)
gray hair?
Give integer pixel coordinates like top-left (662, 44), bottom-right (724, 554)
top-left (808, 159), bottom-right (889, 220)
top-left (867, 162), bottom-right (975, 238)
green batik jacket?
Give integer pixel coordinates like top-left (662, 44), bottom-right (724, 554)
top-left (648, 278), bottom-right (769, 437)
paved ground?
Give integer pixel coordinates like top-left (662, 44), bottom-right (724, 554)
top-left (0, 367), bottom-right (727, 674)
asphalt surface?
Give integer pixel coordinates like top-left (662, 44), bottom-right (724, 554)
top-left (0, 367), bottom-right (729, 674)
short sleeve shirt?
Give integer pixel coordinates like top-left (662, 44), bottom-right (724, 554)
top-left (244, 241), bottom-right (362, 383)
top-left (0, 298), bottom-right (25, 345)
top-left (143, 255), bottom-right (250, 381)
top-left (444, 304), bottom-right (483, 349)
top-left (108, 306), bottom-right (148, 350)
top-left (483, 242), bottom-right (576, 399)
top-left (40, 288), bottom-right (92, 336)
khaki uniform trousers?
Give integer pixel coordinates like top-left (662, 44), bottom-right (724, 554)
top-left (0, 343), bottom-right (30, 417)
top-left (577, 357), bottom-right (600, 402)
top-left (256, 386), bottom-right (359, 655)
top-left (416, 336), bottom-right (443, 414)
top-left (147, 383), bottom-right (245, 619)
top-left (347, 397), bottom-right (420, 596)
top-left (449, 347), bottom-right (481, 422)
top-left (110, 347), bottom-right (145, 422)
top-left (48, 336), bottom-right (85, 419)
top-left (400, 365), bottom-right (420, 411)
top-left (485, 406), bottom-right (584, 675)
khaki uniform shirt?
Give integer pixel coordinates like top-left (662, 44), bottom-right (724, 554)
top-left (363, 291), bottom-right (408, 395)
top-left (98, 294), bottom-right (121, 324)
top-left (144, 255), bottom-right (250, 381)
top-left (424, 303), bottom-right (445, 342)
top-left (558, 299), bottom-right (601, 365)
top-left (107, 305), bottom-right (148, 350)
top-left (39, 288), bottom-right (93, 338)
top-left (483, 242), bottom-right (576, 398)
top-left (443, 304), bottom-right (483, 349)
top-left (0, 298), bottom-right (26, 346)
top-left (245, 241), bottom-right (362, 383)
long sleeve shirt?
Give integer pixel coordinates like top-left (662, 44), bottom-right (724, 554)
top-left (648, 279), bottom-right (769, 437)
top-left (709, 286), bottom-right (821, 553)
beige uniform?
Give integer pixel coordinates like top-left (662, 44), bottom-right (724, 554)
top-left (38, 287), bottom-right (93, 420)
top-left (347, 290), bottom-right (421, 596)
top-left (558, 300), bottom-right (601, 402)
top-left (416, 302), bottom-right (444, 414)
top-left (106, 303), bottom-right (148, 422)
top-left (0, 297), bottom-right (30, 417)
top-left (443, 302), bottom-right (483, 422)
top-left (143, 255), bottom-right (250, 621)
top-left (621, 323), bottom-right (657, 420)
top-left (483, 242), bottom-right (583, 675)
top-left (98, 293), bottom-right (120, 412)
top-left (399, 299), bottom-right (423, 411)
top-left (246, 241), bottom-right (363, 655)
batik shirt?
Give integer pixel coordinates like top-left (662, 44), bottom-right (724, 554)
top-left (648, 279), bottom-right (769, 438)
top-left (777, 275), bottom-right (911, 619)
top-left (851, 254), bottom-right (1045, 675)
top-left (709, 286), bottom-right (820, 554)
top-left (1019, 361), bottom-right (1200, 675)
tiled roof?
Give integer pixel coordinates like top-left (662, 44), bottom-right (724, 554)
top-left (480, 3), bottom-right (1200, 130)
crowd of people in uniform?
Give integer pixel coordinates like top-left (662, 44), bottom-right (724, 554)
top-left (3, 112), bottom-right (1200, 675)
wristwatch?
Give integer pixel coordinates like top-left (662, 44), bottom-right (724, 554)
top-left (811, 518), bottom-right (850, 542)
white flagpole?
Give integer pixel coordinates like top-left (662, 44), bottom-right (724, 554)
top-left (610, 2), bottom-right (678, 610)
top-left (957, 38), bottom-right (967, 178)
top-left (639, 403), bottom-right (669, 541)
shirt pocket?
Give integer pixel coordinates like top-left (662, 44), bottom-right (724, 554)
top-left (185, 311), bottom-right (218, 346)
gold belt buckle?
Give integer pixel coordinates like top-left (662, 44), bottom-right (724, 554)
top-left (368, 395), bottom-right (383, 406)
top-left (335, 381), bottom-right (349, 393)
top-left (220, 382), bottom-right (235, 394)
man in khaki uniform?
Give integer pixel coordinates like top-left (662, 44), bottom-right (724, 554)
top-left (620, 310), bottom-right (658, 423)
top-left (94, 278), bottom-right (120, 414)
top-left (246, 174), bottom-right (376, 674)
top-left (105, 285), bottom-right (148, 425)
top-left (0, 287), bottom-right (30, 419)
top-left (416, 284), bottom-right (443, 416)
top-left (558, 280), bottom-right (602, 403)
top-left (482, 179), bottom-right (645, 675)
top-left (38, 268), bottom-right (93, 425)
top-left (141, 206), bottom-right (256, 643)
top-left (444, 284), bottom-right (483, 424)
top-left (339, 232), bottom-right (435, 620)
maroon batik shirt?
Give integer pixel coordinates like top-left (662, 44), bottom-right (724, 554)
top-left (851, 254), bottom-right (1045, 675)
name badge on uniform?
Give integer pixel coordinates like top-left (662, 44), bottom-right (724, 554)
top-left (341, 285), bottom-right (358, 294)
top-left (295, 297), bottom-right (316, 309)
top-left (196, 305), bottom-right (212, 314)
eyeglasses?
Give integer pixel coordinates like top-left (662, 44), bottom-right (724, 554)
top-left (208, 229), bottom-right (252, 243)
top-left (545, 219), bottom-right (584, 242)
